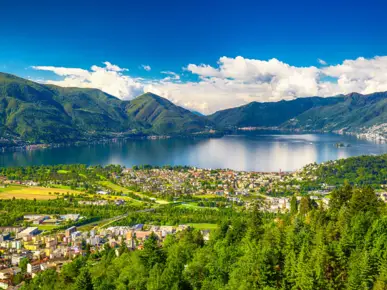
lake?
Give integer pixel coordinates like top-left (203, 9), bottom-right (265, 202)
top-left (1, 133), bottom-right (387, 171)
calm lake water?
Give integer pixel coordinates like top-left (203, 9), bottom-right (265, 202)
top-left (1, 134), bottom-right (387, 172)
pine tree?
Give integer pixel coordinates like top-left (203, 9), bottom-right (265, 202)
top-left (74, 268), bottom-right (93, 290)
top-left (299, 196), bottom-right (311, 216)
top-left (290, 195), bottom-right (298, 215)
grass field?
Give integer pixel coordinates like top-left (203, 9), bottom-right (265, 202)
top-left (178, 203), bottom-right (219, 210)
top-left (37, 224), bottom-right (60, 230)
top-left (98, 181), bottom-right (169, 204)
top-left (187, 223), bottom-right (218, 230)
top-left (98, 181), bottom-right (128, 193)
top-left (195, 194), bottom-right (219, 199)
top-left (0, 185), bottom-right (84, 200)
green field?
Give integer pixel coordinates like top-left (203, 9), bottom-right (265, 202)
top-left (98, 181), bottom-right (128, 192)
top-left (178, 203), bottom-right (219, 210)
top-left (0, 185), bottom-right (84, 200)
top-left (187, 223), bottom-right (218, 230)
top-left (195, 194), bottom-right (219, 199)
top-left (98, 181), bottom-right (169, 204)
top-left (37, 224), bottom-right (60, 230)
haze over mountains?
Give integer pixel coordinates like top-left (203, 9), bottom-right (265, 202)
top-left (1, 72), bottom-right (387, 145)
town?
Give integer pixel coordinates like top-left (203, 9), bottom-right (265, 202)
top-left (0, 222), bottom-right (198, 289)
top-left (0, 158), bottom-right (387, 289)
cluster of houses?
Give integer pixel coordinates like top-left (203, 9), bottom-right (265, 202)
top-left (257, 195), bottom-right (330, 213)
top-left (23, 214), bottom-right (81, 226)
top-left (120, 167), bottom-right (286, 198)
top-left (0, 222), bottom-right (199, 289)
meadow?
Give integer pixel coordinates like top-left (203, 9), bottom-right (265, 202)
top-left (0, 185), bottom-right (84, 200)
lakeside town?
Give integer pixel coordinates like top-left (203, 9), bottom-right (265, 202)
top-left (0, 222), bottom-right (197, 290)
top-left (0, 156), bottom-right (387, 289)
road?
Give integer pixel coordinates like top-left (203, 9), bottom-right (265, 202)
top-left (91, 208), bottom-right (156, 231)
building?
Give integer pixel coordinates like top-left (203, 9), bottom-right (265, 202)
top-left (0, 281), bottom-right (9, 289)
top-left (11, 254), bottom-right (28, 266)
top-left (0, 267), bottom-right (21, 280)
top-left (60, 214), bottom-right (80, 221)
top-left (17, 227), bottom-right (39, 239)
top-left (0, 233), bottom-right (10, 242)
top-left (65, 226), bottom-right (76, 238)
top-left (27, 263), bottom-right (41, 275)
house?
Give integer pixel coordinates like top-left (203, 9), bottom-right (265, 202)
top-left (133, 224), bottom-right (144, 231)
top-left (0, 267), bottom-right (21, 279)
top-left (17, 227), bottom-right (39, 239)
top-left (27, 263), bottom-right (40, 275)
top-left (97, 190), bottom-right (108, 195)
top-left (201, 230), bottom-right (211, 241)
top-left (114, 200), bottom-right (125, 206)
top-left (0, 233), bottom-right (10, 242)
top-left (134, 231), bottom-right (152, 241)
top-left (60, 214), bottom-right (80, 221)
top-left (11, 254), bottom-right (28, 266)
top-left (0, 281), bottom-right (9, 290)
top-left (65, 226), bottom-right (76, 238)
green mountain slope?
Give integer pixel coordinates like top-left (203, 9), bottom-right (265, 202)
top-left (208, 96), bottom-right (344, 128)
top-left (2, 72), bottom-right (387, 145)
top-left (126, 93), bottom-right (210, 134)
top-left (0, 73), bottom-right (81, 143)
top-left (0, 73), bottom-right (209, 144)
top-left (281, 92), bottom-right (387, 133)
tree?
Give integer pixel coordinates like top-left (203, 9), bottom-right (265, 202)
top-left (290, 195), bottom-right (298, 215)
top-left (141, 232), bottom-right (165, 270)
top-left (348, 186), bottom-right (381, 216)
top-left (19, 257), bottom-right (29, 273)
top-left (299, 196), bottom-right (311, 216)
top-left (329, 181), bottom-right (353, 214)
top-left (74, 268), bottom-right (93, 290)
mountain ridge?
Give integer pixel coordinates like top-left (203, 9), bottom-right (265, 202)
top-left (0, 73), bottom-right (211, 145)
top-left (1, 72), bottom-right (387, 146)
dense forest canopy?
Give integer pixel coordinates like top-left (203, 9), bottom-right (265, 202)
top-left (306, 154), bottom-right (387, 187)
top-left (21, 185), bottom-right (387, 290)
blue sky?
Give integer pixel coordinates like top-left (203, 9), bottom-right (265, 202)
top-left (1, 0), bottom-right (387, 113)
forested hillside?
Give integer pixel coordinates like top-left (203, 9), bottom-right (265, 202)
top-left (21, 184), bottom-right (387, 290)
top-left (209, 92), bottom-right (387, 138)
top-left (126, 93), bottom-right (210, 135)
top-left (208, 96), bottom-right (343, 128)
top-left (301, 154), bottom-right (387, 187)
top-left (282, 92), bottom-right (387, 133)
top-left (0, 73), bottom-right (209, 144)
top-left (2, 72), bottom-right (387, 144)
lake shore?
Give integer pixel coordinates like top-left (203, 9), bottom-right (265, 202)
top-left (1, 133), bottom-right (387, 171)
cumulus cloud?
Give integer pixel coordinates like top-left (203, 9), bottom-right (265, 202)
top-left (32, 62), bottom-right (143, 100)
top-left (321, 56), bottom-right (387, 94)
top-left (31, 55), bottom-right (387, 114)
top-left (141, 65), bottom-right (151, 71)
top-left (318, 58), bottom-right (327, 65)
top-left (160, 71), bottom-right (180, 81)
top-left (102, 61), bottom-right (128, 72)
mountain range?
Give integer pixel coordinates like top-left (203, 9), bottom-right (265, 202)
top-left (1, 72), bottom-right (387, 146)
top-left (208, 92), bottom-right (387, 136)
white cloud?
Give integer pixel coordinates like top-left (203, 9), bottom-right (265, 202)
top-left (185, 64), bottom-right (221, 78)
top-left (141, 65), bottom-right (151, 71)
top-left (321, 56), bottom-right (387, 94)
top-left (32, 62), bottom-right (143, 100)
top-left (160, 71), bottom-right (180, 80)
top-left (31, 66), bottom-right (91, 79)
top-left (31, 55), bottom-right (387, 114)
top-left (318, 58), bottom-right (327, 65)
top-left (102, 61), bottom-right (128, 72)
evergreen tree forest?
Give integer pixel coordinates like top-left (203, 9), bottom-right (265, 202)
top-left (22, 184), bottom-right (387, 290)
